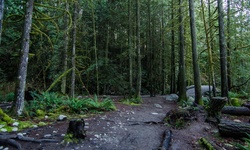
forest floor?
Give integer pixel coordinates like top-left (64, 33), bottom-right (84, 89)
top-left (2, 95), bottom-right (248, 150)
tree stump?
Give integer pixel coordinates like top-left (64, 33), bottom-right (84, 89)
top-left (222, 106), bottom-right (250, 116)
top-left (218, 120), bottom-right (250, 138)
top-left (67, 119), bottom-right (86, 139)
top-left (206, 97), bottom-right (227, 124)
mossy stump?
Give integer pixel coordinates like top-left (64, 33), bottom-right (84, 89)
top-left (67, 119), bottom-right (86, 140)
top-left (206, 97), bottom-right (227, 124)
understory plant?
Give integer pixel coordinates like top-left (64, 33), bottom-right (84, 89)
top-left (236, 134), bottom-right (250, 150)
top-left (25, 92), bottom-right (116, 116)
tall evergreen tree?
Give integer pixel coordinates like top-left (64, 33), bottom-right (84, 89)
top-left (178, 0), bottom-right (187, 101)
top-left (14, 0), bottom-right (34, 116)
top-left (218, 0), bottom-right (228, 97)
top-left (71, 1), bottom-right (77, 98)
top-left (135, 0), bottom-right (141, 98)
top-left (189, 0), bottom-right (202, 104)
top-left (170, 0), bottom-right (176, 94)
top-left (0, 0), bottom-right (4, 45)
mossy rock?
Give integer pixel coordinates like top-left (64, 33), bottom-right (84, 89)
top-left (36, 109), bottom-right (45, 117)
top-left (231, 98), bottom-right (241, 107)
top-left (0, 108), bottom-right (14, 124)
top-left (19, 121), bottom-right (34, 129)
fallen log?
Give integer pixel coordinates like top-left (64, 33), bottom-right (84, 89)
top-left (160, 129), bottom-right (172, 150)
top-left (222, 106), bottom-right (250, 116)
top-left (218, 120), bottom-right (250, 138)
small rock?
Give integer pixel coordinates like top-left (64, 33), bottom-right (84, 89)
top-left (17, 133), bottom-right (24, 136)
top-left (44, 134), bottom-right (52, 138)
top-left (58, 115), bottom-right (67, 121)
top-left (1, 128), bottom-right (7, 132)
top-left (12, 127), bottom-right (18, 132)
top-left (53, 131), bottom-right (58, 133)
top-left (233, 119), bottom-right (241, 123)
top-left (33, 125), bottom-right (38, 128)
top-left (44, 115), bottom-right (49, 119)
top-left (3, 147), bottom-right (8, 150)
top-left (154, 103), bottom-right (163, 108)
top-left (12, 122), bottom-right (19, 126)
top-left (61, 134), bottom-right (65, 137)
top-left (203, 126), bottom-right (211, 132)
top-left (151, 112), bottom-right (158, 115)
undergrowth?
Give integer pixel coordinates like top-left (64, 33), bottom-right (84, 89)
top-left (26, 92), bottom-right (116, 117)
top-left (236, 134), bottom-right (250, 150)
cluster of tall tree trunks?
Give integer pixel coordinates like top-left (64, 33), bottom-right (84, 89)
top-left (0, 0), bottom-right (233, 116)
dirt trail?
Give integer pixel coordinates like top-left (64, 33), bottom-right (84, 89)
top-left (8, 96), bottom-right (212, 150)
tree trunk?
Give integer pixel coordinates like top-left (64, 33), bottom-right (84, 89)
top-left (227, 0), bottom-right (231, 90)
top-left (218, 120), bottom-right (250, 138)
top-left (0, 0), bottom-right (4, 45)
top-left (188, 0), bottom-right (202, 105)
top-left (128, 0), bottom-right (133, 97)
top-left (222, 106), bottom-right (250, 116)
top-left (201, 0), bottom-right (217, 98)
top-left (61, 2), bottom-right (69, 95)
top-left (206, 97), bottom-right (227, 123)
top-left (71, 2), bottom-right (77, 98)
top-left (14, 0), bottom-right (34, 116)
top-left (170, 0), bottom-right (176, 94)
top-left (90, 0), bottom-right (99, 95)
top-left (218, 0), bottom-right (228, 97)
top-left (135, 0), bottom-right (141, 98)
top-left (161, 0), bottom-right (166, 95)
top-left (178, 0), bottom-right (187, 102)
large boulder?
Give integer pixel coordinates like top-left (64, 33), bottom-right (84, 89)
top-left (186, 85), bottom-right (217, 97)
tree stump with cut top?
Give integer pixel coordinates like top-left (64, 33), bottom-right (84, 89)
top-left (206, 97), bottom-right (228, 124)
top-left (67, 119), bottom-right (86, 139)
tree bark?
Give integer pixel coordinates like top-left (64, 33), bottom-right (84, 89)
top-left (178, 0), bottom-right (187, 101)
top-left (218, 0), bottom-right (228, 97)
top-left (71, 2), bottom-right (77, 98)
top-left (170, 0), bottom-right (176, 94)
top-left (206, 97), bottom-right (227, 123)
top-left (222, 106), bottom-right (250, 116)
top-left (61, 2), bottom-right (69, 95)
top-left (67, 119), bottom-right (86, 139)
top-left (14, 0), bottom-right (34, 116)
top-left (188, 0), bottom-right (202, 105)
top-left (0, 0), bottom-right (4, 45)
top-left (90, 0), bottom-right (99, 95)
top-left (135, 0), bottom-right (141, 98)
top-left (128, 0), bottom-right (133, 97)
top-left (160, 129), bottom-right (172, 150)
top-left (227, 0), bottom-right (231, 90)
top-left (201, 0), bottom-right (217, 98)
top-left (219, 120), bottom-right (250, 138)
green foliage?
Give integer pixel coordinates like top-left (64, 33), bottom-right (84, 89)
top-left (199, 137), bottom-right (215, 150)
top-left (25, 92), bottom-right (116, 116)
top-left (231, 98), bottom-right (242, 106)
top-left (0, 92), bottom-right (15, 102)
top-left (236, 134), bottom-right (250, 150)
top-left (0, 108), bottom-right (14, 124)
top-left (122, 97), bottom-right (143, 105)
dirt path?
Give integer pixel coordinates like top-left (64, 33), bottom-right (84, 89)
top-left (7, 96), bottom-right (216, 150)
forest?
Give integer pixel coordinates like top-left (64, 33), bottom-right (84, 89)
top-left (0, 0), bottom-right (250, 149)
